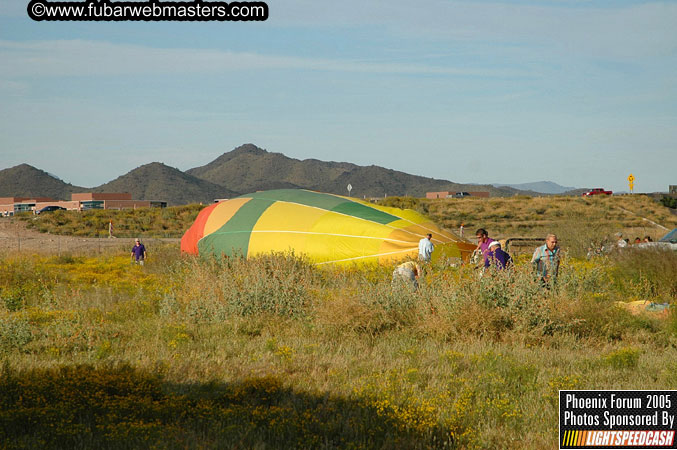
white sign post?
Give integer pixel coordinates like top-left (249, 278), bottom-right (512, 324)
top-left (347, 184), bottom-right (352, 197)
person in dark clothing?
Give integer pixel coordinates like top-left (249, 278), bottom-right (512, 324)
top-left (485, 241), bottom-right (512, 270)
top-left (131, 238), bottom-right (147, 265)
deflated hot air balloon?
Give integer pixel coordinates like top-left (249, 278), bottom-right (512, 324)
top-left (181, 189), bottom-right (475, 265)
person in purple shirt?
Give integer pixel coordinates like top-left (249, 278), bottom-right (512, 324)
top-left (485, 241), bottom-right (512, 270)
top-left (475, 228), bottom-right (495, 266)
top-left (131, 238), bottom-right (147, 265)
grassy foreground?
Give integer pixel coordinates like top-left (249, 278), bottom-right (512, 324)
top-left (1, 243), bottom-right (676, 449)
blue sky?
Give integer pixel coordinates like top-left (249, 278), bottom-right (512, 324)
top-left (1, 0), bottom-right (675, 193)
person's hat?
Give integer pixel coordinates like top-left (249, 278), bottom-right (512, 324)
top-left (615, 232), bottom-right (623, 238)
top-left (488, 241), bottom-right (500, 249)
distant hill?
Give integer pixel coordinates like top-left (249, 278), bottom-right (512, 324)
top-left (94, 162), bottom-right (239, 206)
top-left (1, 144), bottom-right (542, 205)
top-left (494, 181), bottom-right (576, 194)
top-left (188, 144), bottom-right (521, 198)
top-left (0, 164), bottom-right (84, 200)
top-left (187, 144), bottom-right (354, 194)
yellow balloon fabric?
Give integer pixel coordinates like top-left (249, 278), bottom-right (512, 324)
top-left (181, 189), bottom-right (475, 265)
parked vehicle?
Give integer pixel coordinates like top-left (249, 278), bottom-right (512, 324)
top-left (582, 188), bottom-right (612, 196)
top-left (454, 192), bottom-right (471, 198)
top-left (36, 205), bottom-right (67, 215)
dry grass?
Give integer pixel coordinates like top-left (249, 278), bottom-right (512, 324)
top-left (1, 244), bottom-right (676, 448)
top-left (18, 204), bottom-right (205, 238)
top-left (1, 195), bottom-right (675, 448)
top-left (383, 194), bottom-right (677, 246)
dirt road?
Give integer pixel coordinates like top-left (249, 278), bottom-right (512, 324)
top-left (0, 218), bottom-right (180, 255)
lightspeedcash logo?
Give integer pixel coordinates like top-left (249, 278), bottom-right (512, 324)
top-left (560, 391), bottom-right (677, 449)
top-left (562, 430), bottom-right (675, 447)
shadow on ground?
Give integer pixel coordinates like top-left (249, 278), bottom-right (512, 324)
top-left (0, 364), bottom-right (454, 449)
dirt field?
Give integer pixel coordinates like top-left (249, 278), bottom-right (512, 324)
top-left (0, 218), bottom-right (179, 255)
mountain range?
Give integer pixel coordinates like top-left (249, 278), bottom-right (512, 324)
top-left (0, 144), bottom-right (572, 205)
top-left (493, 181), bottom-right (576, 195)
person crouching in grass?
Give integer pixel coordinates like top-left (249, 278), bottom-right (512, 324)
top-left (485, 241), bottom-right (512, 271)
top-left (392, 260), bottom-right (422, 291)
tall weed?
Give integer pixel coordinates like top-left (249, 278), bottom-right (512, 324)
top-left (610, 248), bottom-right (677, 301)
top-left (175, 253), bottom-right (315, 320)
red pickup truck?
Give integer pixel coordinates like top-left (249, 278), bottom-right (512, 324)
top-left (582, 188), bottom-right (612, 196)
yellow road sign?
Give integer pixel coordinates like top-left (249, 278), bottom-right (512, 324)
top-left (628, 174), bottom-right (635, 182)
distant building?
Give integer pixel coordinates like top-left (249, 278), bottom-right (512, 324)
top-left (0, 193), bottom-right (166, 215)
top-left (0, 197), bottom-right (55, 215)
top-left (69, 193), bottom-right (166, 210)
top-left (425, 191), bottom-right (490, 199)
top-left (670, 185), bottom-right (676, 195)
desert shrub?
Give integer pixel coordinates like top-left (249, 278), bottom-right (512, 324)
top-left (556, 257), bottom-right (611, 298)
top-left (610, 247), bottom-right (677, 300)
top-left (0, 258), bottom-right (58, 310)
top-left (353, 281), bottom-right (421, 333)
top-left (668, 308), bottom-right (677, 336)
top-left (378, 196), bottom-right (430, 215)
top-left (604, 347), bottom-right (641, 369)
top-left (20, 204), bottom-right (206, 238)
top-left (175, 253), bottom-right (316, 320)
top-left (1, 287), bottom-right (26, 312)
top-left (660, 196), bottom-right (677, 209)
top-left (0, 316), bottom-right (33, 351)
top-left (219, 254), bottom-right (313, 317)
top-left (434, 266), bottom-right (552, 337)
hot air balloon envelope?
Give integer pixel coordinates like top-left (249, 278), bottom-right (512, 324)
top-left (181, 189), bottom-right (475, 265)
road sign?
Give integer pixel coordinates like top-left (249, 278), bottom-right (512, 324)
top-left (627, 174), bottom-right (634, 182)
top-left (628, 174), bottom-right (635, 193)
top-left (347, 184), bottom-right (352, 196)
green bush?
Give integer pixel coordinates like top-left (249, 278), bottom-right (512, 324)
top-left (1, 287), bottom-right (26, 312)
top-left (660, 196), bottom-right (677, 209)
top-left (604, 347), bottom-right (641, 369)
top-left (0, 317), bottom-right (33, 351)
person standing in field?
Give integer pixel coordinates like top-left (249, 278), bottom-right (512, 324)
top-left (531, 234), bottom-right (560, 286)
top-left (131, 238), bottom-right (147, 266)
top-left (418, 233), bottom-right (434, 262)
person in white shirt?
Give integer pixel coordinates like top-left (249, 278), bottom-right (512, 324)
top-left (418, 233), bottom-right (434, 262)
